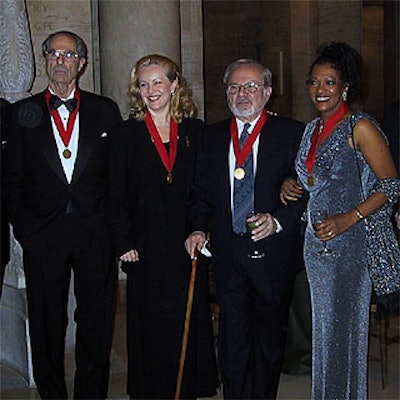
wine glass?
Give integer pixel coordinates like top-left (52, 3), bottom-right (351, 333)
top-left (246, 212), bottom-right (265, 259)
top-left (310, 210), bottom-right (333, 255)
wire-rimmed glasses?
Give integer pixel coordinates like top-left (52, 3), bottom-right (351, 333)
top-left (226, 82), bottom-right (265, 95)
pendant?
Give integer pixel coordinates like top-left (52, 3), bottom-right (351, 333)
top-left (63, 149), bottom-right (71, 159)
top-left (307, 175), bottom-right (315, 186)
top-left (167, 172), bottom-right (173, 184)
top-left (234, 167), bottom-right (245, 180)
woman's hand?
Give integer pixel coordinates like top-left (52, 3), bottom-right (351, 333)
top-left (185, 231), bottom-right (206, 259)
top-left (314, 210), bottom-right (358, 241)
top-left (280, 177), bottom-right (303, 205)
top-left (120, 249), bottom-right (139, 262)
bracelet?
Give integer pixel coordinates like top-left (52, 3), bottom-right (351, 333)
top-left (354, 207), bottom-right (364, 220)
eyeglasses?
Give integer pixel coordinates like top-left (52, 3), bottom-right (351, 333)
top-left (226, 82), bottom-right (264, 95)
top-left (44, 49), bottom-right (79, 62)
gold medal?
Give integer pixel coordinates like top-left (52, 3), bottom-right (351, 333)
top-left (234, 167), bottom-right (245, 180)
top-left (307, 175), bottom-right (315, 186)
top-left (63, 149), bottom-right (71, 159)
top-left (167, 172), bottom-right (173, 184)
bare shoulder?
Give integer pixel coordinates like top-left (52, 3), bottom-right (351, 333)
top-left (353, 116), bottom-right (384, 142)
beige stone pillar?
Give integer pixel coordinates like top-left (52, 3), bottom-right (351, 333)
top-left (180, 0), bottom-right (204, 119)
top-left (0, 0), bottom-right (35, 387)
top-left (98, 0), bottom-right (181, 119)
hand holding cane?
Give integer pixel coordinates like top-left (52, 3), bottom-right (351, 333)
top-left (174, 248), bottom-right (199, 399)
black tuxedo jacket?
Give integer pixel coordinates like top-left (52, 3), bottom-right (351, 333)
top-left (5, 89), bottom-right (122, 243)
top-left (188, 114), bottom-right (308, 280)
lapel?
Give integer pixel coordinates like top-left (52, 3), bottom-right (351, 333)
top-left (37, 92), bottom-right (69, 184)
top-left (70, 92), bottom-right (96, 184)
top-left (255, 118), bottom-right (277, 191)
top-left (216, 120), bottom-right (232, 209)
top-left (255, 120), bottom-right (271, 179)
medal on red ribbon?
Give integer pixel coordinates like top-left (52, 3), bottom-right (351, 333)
top-left (45, 89), bottom-right (81, 158)
top-left (231, 109), bottom-right (268, 180)
top-left (144, 113), bottom-right (178, 184)
top-left (305, 103), bottom-right (348, 186)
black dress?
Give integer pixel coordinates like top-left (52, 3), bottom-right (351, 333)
top-left (109, 118), bottom-right (219, 399)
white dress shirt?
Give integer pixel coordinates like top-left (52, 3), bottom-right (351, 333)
top-left (229, 115), bottom-right (282, 233)
top-left (49, 88), bottom-right (79, 184)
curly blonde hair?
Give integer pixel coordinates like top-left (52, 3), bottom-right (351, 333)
top-left (129, 54), bottom-right (198, 123)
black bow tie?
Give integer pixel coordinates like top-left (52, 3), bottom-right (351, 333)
top-left (50, 95), bottom-right (77, 113)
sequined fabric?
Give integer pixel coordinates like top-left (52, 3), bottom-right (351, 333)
top-left (365, 179), bottom-right (400, 297)
top-left (295, 111), bottom-right (398, 400)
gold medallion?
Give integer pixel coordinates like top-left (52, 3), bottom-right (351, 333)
top-left (167, 172), bottom-right (173, 184)
top-left (63, 149), bottom-right (71, 159)
top-left (307, 175), bottom-right (315, 186)
top-left (234, 167), bottom-right (245, 180)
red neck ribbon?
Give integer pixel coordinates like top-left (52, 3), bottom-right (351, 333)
top-left (230, 109), bottom-right (268, 167)
top-left (45, 88), bottom-right (81, 148)
top-left (306, 102), bottom-right (348, 174)
top-left (144, 112), bottom-right (178, 174)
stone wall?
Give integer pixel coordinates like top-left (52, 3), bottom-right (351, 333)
top-left (26, 0), bottom-right (94, 94)
top-left (203, 0), bottom-right (363, 124)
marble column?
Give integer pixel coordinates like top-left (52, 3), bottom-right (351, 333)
top-left (97, 0), bottom-right (182, 118)
top-left (180, 0), bottom-right (204, 119)
top-left (0, 0), bottom-right (35, 387)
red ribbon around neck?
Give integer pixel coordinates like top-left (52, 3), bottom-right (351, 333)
top-left (144, 112), bottom-right (178, 174)
top-left (45, 89), bottom-right (81, 148)
top-left (306, 102), bottom-right (348, 175)
top-left (230, 109), bottom-right (268, 167)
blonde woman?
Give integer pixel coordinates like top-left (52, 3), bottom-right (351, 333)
top-left (109, 55), bottom-right (218, 399)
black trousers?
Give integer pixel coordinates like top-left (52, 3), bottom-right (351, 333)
top-left (214, 237), bottom-right (294, 399)
top-left (21, 214), bottom-right (117, 399)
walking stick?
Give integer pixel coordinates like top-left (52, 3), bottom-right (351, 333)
top-left (174, 248), bottom-right (199, 399)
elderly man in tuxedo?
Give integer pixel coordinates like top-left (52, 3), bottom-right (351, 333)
top-left (186, 59), bottom-right (307, 399)
top-left (4, 31), bottom-right (121, 399)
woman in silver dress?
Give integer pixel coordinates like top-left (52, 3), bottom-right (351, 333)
top-left (281, 42), bottom-right (399, 399)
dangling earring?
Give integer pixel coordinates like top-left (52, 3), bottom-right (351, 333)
top-left (342, 91), bottom-right (348, 102)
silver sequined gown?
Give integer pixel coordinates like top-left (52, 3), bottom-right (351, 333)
top-left (295, 112), bottom-right (378, 400)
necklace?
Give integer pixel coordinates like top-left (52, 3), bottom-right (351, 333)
top-left (45, 89), bottom-right (81, 159)
top-left (144, 113), bottom-right (178, 184)
top-left (306, 102), bottom-right (348, 186)
top-left (231, 109), bottom-right (268, 180)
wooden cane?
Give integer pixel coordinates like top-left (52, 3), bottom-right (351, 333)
top-left (174, 249), bottom-right (199, 399)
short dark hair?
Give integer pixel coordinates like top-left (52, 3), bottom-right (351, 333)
top-left (307, 42), bottom-right (362, 100)
top-left (42, 30), bottom-right (88, 60)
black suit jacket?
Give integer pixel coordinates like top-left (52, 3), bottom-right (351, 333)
top-left (188, 114), bottom-right (307, 280)
top-left (4, 89), bottom-right (122, 243)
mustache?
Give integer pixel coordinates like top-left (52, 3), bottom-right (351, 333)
top-left (235, 98), bottom-right (251, 105)
top-left (52, 66), bottom-right (69, 73)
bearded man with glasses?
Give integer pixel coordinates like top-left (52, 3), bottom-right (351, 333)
top-left (186, 59), bottom-right (307, 399)
top-left (4, 31), bottom-right (122, 399)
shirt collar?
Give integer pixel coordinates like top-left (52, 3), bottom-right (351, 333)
top-left (236, 113), bottom-right (262, 136)
top-left (48, 87), bottom-right (75, 101)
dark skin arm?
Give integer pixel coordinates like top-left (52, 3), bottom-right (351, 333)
top-left (316, 119), bottom-right (397, 241)
top-left (280, 119), bottom-right (398, 240)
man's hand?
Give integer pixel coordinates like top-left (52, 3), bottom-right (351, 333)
top-left (247, 213), bottom-right (277, 241)
top-left (120, 249), bottom-right (139, 262)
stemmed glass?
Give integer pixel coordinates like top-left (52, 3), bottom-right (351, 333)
top-left (246, 212), bottom-right (265, 259)
top-left (310, 210), bottom-right (333, 255)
